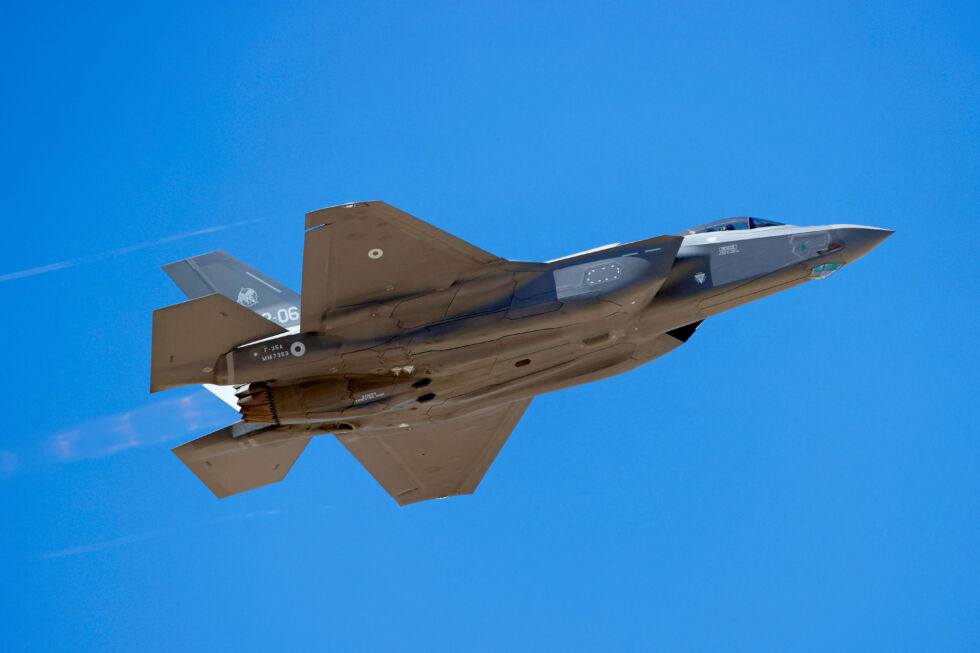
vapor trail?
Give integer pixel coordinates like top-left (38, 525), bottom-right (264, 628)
top-left (41, 530), bottom-right (169, 559)
top-left (40, 509), bottom-right (296, 559)
top-left (47, 391), bottom-right (231, 462)
top-left (0, 218), bottom-right (263, 283)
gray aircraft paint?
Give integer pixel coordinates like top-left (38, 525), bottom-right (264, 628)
top-left (153, 203), bottom-right (892, 504)
top-left (163, 251), bottom-right (302, 329)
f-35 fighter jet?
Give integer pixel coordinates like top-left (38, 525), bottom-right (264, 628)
top-left (152, 202), bottom-right (891, 504)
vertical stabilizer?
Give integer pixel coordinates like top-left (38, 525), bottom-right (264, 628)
top-left (163, 250), bottom-right (301, 329)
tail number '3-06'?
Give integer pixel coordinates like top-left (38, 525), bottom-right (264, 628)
top-left (262, 306), bottom-right (300, 324)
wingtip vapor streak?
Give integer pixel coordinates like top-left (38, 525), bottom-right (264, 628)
top-left (152, 202), bottom-right (892, 505)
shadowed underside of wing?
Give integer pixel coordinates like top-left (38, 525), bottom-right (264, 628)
top-left (300, 201), bottom-right (504, 332)
top-left (173, 424), bottom-right (312, 499)
top-left (336, 398), bottom-right (533, 505)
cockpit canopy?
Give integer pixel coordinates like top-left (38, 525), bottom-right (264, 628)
top-left (681, 217), bottom-right (785, 235)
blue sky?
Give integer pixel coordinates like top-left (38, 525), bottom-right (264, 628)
top-left (1, 1), bottom-right (977, 650)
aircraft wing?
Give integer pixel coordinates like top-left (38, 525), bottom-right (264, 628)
top-left (335, 398), bottom-right (532, 506)
top-left (301, 201), bottom-right (504, 332)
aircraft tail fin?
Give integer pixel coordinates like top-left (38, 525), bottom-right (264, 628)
top-left (162, 250), bottom-right (301, 329)
top-left (151, 294), bottom-right (286, 392)
top-left (173, 423), bottom-right (312, 498)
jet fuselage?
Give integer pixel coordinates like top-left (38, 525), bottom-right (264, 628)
top-left (155, 202), bottom-right (892, 503)
top-left (222, 223), bottom-right (890, 431)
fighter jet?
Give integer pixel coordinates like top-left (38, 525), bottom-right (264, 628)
top-left (152, 202), bottom-right (891, 504)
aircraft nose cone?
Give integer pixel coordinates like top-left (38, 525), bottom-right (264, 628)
top-left (840, 226), bottom-right (894, 262)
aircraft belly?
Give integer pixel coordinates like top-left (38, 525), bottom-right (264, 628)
top-left (434, 340), bottom-right (637, 407)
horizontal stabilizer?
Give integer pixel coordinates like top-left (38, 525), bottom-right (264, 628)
top-left (151, 294), bottom-right (287, 392)
top-left (173, 423), bottom-right (312, 498)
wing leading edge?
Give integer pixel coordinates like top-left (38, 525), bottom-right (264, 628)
top-left (336, 398), bottom-right (533, 505)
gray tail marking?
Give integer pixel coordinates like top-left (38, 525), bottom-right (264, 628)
top-left (162, 250), bottom-right (301, 329)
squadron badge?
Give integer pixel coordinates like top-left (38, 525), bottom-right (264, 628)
top-left (237, 287), bottom-right (259, 307)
